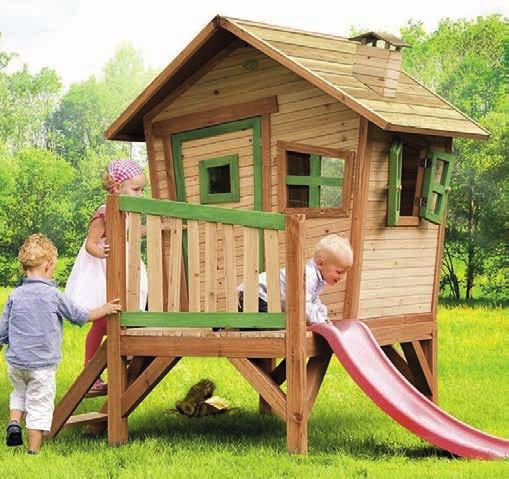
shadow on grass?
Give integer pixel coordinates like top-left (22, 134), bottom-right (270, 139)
top-left (53, 409), bottom-right (456, 461)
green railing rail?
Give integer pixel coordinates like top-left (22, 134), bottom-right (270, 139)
top-left (119, 196), bottom-right (286, 231)
top-left (120, 312), bottom-right (285, 329)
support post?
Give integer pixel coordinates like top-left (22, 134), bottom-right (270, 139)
top-left (285, 214), bottom-right (307, 454)
top-left (106, 194), bottom-right (128, 445)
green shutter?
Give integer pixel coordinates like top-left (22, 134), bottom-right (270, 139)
top-left (387, 138), bottom-right (403, 226)
top-left (419, 150), bottom-right (455, 225)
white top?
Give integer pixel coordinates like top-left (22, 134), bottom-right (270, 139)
top-left (65, 206), bottom-right (148, 311)
top-left (238, 259), bottom-right (328, 324)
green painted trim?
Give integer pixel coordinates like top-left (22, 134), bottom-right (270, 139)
top-left (120, 311), bottom-right (285, 329)
top-left (285, 176), bottom-right (343, 187)
top-left (309, 154), bottom-right (321, 208)
top-left (199, 154), bottom-right (240, 204)
top-left (387, 138), bottom-right (403, 226)
top-left (119, 196), bottom-right (286, 230)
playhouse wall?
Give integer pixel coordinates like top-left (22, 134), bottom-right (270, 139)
top-left (147, 45), bottom-right (360, 318)
top-left (358, 127), bottom-right (450, 319)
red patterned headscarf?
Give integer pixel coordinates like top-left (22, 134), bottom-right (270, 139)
top-left (107, 160), bottom-right (144, 192)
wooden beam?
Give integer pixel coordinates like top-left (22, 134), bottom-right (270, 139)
top-left (252, 358), bottom-right (276, 414)
top-left (344, 118), bottom-right (372, 318)
top-left (122, 356), bottom-right (181, 417)
top-left (401, 342), bottom-right (432, 398)
top-left (306, 354), bottom-right (331, 414)
top-left (381, 345), bottom-right (414, 384)
top-left (285, 214), bottom-right (308, 454)
top-left (270, 359), bottom-right (287, 386)
top-left (49, 341), bottom-right (107, 438)
top-left (228, 357), bottom-right (287, 420)
top-left (106, 194), bottom-right (128, 446)
top-left (152, 96), bottom-right (278, 136)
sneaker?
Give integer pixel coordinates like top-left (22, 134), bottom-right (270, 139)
top-left (6, 422), bottom-right (23, 447)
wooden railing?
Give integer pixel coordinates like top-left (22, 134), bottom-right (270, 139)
top-left (105, 194), bottom-right (305, 331)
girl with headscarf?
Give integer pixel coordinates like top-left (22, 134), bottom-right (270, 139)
top-left (65, 160), bottom-right (149, 392)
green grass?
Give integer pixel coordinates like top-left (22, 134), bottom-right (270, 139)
top-left (0, 287), bottom-right (507, 478)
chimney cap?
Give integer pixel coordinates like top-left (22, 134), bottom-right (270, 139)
top-left (349, 31), bottom-right (411, 50)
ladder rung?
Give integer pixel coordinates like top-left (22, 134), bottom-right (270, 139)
top-left (85, 389), bottom-right (108, 398)
top-left (65, 412), bottom-right (108, 428)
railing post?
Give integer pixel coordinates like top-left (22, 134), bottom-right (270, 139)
top-left (285, 214), bottom-right (307, 454)
top-left (105, 194), bottom-right (128, 445)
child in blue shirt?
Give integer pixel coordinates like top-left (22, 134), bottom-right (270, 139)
top-left (0, 234), bottom-right (120, 454)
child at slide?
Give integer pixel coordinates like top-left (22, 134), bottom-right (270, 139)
top-left (238, 234), bottom-right (353, 323)
top-left (65, 159), bottom-right (148, 393)
top-left (0, 234), bottom-right (121, 454)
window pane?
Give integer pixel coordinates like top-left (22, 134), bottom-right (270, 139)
top-left (287, 151), bottom-right (310, 175)
top-left (321, 157), bottom-right (344, 177)
top-left (320, 185), bottom-right (342, 208)
top-left (208, 164), bottom-right (231, 194)
top-left (288, 185), bottom-right (309, 207)
top-left (320, 156), bottom-right (345, 208)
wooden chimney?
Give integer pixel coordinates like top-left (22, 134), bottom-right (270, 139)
top-left (349, 32), bottom-right (410, 98)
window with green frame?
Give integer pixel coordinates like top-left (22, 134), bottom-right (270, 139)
top-left (388, 137), bottom-right (455, 226)
top-left (199, 154), bottom-right (240, 204)
top-left (280, 144), bottom-right (353, 217)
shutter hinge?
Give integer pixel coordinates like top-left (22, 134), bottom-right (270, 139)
top-left (415, 196), bottom-right (427, 207)
top-left (420, 157), bottom-right (432, 168)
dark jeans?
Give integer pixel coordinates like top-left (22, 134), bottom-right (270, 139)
top-left (237, 292), bottom-right (268, 312)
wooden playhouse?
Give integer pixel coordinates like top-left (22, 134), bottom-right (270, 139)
top-left (50, 16), bottom-right (489, 453)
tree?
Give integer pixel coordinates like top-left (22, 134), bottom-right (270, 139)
top-left (48, 43), bottom-right (155, 166)
top-left (401, 16), bottom-right (507, 301)
top-left (5, 148), bottom-right (75, 257)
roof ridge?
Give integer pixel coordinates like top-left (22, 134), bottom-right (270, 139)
top-left (222, 16), bottom-right (357, 45)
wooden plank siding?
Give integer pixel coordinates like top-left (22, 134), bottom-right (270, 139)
top-left (148, 45), bottom-right (358, 319)
top-left (358, 125), bottom-right (448, 319)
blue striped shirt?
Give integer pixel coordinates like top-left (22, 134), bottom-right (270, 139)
top-left (0, 277), bottom-right (89, 370)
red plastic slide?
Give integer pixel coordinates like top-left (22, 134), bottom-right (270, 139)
top-left (309, 320), bottom-right (509, 460)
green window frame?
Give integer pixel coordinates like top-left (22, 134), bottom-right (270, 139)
top-left (199, 154), bottom-right (240, 204)
top-left (387, 137), bottom-right (455, 226)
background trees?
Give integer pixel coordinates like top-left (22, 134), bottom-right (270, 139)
top-left (0, 16), bottom-right (506, 304)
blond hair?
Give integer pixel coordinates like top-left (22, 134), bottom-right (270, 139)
top-left (314, 234), bottom-right (353, 265)
top-left (18, 234), bottom-right (58, 271)
top-left (101, 170), bottom-right (116, 192)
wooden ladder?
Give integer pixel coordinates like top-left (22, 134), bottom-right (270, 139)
top-left (49, 341), bottom-right (109, 438)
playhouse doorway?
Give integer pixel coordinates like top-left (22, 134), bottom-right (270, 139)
top-left (170, 117), bottom-right (264, 311)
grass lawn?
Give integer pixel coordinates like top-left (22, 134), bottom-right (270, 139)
top-left (0, 287), bottom-right (507, 478)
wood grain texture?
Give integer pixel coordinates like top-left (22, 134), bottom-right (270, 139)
top-left (229, 358), bottom-right (287, 420)
top-left (285, 214), bottom-right (307, 454)
top-left (146, 215), bottom-right (163, 311)
top-left (167, 218), bottom-right (183, 312)
top-left (127, 213), bottom-right (141, 312)
top-left (105, 194), bottom-right (128, 445)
